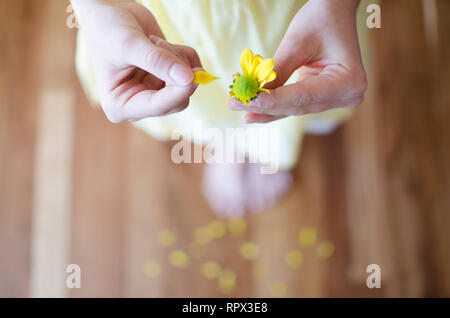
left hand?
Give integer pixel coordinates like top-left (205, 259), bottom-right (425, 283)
top-left (228, 0), bottom-right (367, 123)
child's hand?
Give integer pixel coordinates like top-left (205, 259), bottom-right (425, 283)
top-left (228, 0), bottom-right (367, 123)
top-left (73, 0), bottom-right (201, 123)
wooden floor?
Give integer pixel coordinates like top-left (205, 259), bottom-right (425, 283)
top-left (1, 0), bottom-right (450, 297)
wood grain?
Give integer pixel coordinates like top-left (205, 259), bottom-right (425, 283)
top-left (0, 0), bottom-right (449, 297)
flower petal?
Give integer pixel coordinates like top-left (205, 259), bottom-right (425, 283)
top-left (240, 49), bottom-right (254, 76)
top-left (193, 71), bottom-right (218, 84)
top-left (255, 58), bottom-right (275, 83)
top-left (254, 55), bottom-right (263, 63)
top-left (250, 55), bottom-right (263, 77)
top-left (264, 70), bottom-right (277, 84)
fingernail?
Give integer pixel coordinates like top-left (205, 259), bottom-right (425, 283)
top-left (149, 35), bottom-right (161, 45)
top-left (150, 35), bottom-right (168, 49)
top-left (170, 64), bottom-right (194, 85)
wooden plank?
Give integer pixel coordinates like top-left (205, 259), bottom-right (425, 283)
top-left (30, 88), bottom-right (75, 297)
top-left (69, 91), bottom-right (127, 298)
top-left (418, 0), bottom-right (450, 296)
top-left (121, 132), bottom-right (254, 297)
top-left (0, 0), bottom-right (40, 297)
top-left (364, 0), bottom-right (450, 296)
top-left (28, 0), bottom-right (78, 297)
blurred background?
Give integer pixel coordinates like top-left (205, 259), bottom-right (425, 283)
top-left (1, 0), bottom-right (450, 298)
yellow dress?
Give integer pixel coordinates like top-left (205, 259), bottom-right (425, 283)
top-left (76, 0), bottom-right (370, 170)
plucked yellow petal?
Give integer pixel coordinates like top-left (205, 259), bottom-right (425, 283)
top-left (193, 71), bottom-right (217, 84)
top-left (255, 58), bottom-right (275, 83)
top-left (240, 49), bottom-right (253, 76)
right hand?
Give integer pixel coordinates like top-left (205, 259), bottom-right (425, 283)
top-left (73, 0), bottom-right (202, 123)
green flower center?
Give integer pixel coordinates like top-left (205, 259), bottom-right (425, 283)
top-left (233, 75), bottom-right (259, 102)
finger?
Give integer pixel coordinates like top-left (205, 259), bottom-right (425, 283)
top-left (171, 44), bottom-right (202, 68)
top-left (243, 113), bottom-right (286, 124)
top-left (127, 98), bottom-right (190, 120)
top-left (167, 99), bottom-right (190, 115)
top-left (265, 35), bottom-right (314, 89)
top-left (259, 66), bottom-right (366, 111)
top-left (149, 35), bottom-right (183, 59)
top-left (150, 35), bottom-right (202, 69)
top-left (122, 31), bottom-right (194, 86)
top-left (233, 67), bottom-right (365, 116)
top-left (142, 73), bottom-right (165, 90)
top-left (228, 97), bottom-right (274, 114)
top-left (134, 69), bottom-right (165, 89)
top-left (297, 66), bottom-right (321, 81)
top-left (229, 93), bottom-right (360, 117)
top-left (122, 84), bottom-right (196, 119)
top-left (227, 72), bottom-right (340, 113)
top-left (258, 75), bottom-right (338, 109)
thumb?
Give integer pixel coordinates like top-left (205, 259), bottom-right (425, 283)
top-left (265, 35), bottom-right (310, 89)
top-left (124, 31), bottom-right (194, 86)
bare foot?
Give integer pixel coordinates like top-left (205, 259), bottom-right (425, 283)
top-left (202, 162), bottom-right (294, 217)
top-left (244, 164), bottom-right (293, 213)
top-left (202, 162), bottom-right (246, 218)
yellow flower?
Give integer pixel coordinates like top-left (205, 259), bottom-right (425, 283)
top-left (229, 49), bottom-right (277, 106)
top-left (193, 71), bottom-right (217, 85)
